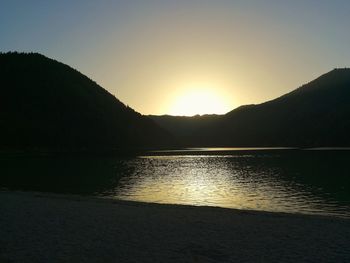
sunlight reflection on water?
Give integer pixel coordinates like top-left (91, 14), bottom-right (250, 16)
top-left (99, 151), bottom-right (350, 218)
top-left (2, 149), bottom-right (348, 218)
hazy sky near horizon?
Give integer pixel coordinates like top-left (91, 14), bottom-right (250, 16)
top-left (1, 0), bottom-right (350, 115)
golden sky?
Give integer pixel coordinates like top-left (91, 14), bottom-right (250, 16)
top-left (1, 1), bottom-right (350, 115)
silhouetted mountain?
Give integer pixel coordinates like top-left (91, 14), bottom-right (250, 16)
top-left (149, 114), bottom-right (222, 141)
top-left (0, 52), bottom-right (173, 152)
top-left (150, 69), bottom-right (350, 147)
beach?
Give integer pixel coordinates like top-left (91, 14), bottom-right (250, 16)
top-left (1, 191), bottom-right (349, 263)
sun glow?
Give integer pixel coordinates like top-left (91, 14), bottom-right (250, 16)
top-left (168, 88), bottom-right (232, 116)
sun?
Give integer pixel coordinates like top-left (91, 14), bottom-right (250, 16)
top-left (168, 88), bottom-right (232, 116)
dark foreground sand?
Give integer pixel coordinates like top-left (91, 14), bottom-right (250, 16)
top-left (1, 191), bottom-right (350, 263)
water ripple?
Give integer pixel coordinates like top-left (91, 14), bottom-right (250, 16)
top-left (105, 151), bottom-right (350, 218)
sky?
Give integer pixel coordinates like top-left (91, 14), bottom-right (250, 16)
top-left (1, 0), bottom-right (350, 116)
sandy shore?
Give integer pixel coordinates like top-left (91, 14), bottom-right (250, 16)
top-left (1, 191), bottom-right (349, 263)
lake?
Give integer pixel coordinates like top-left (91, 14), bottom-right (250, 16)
top-left (1, 148), bottom-right (349, 218)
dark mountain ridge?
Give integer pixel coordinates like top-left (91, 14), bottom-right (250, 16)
top-left (150, 68), bottom-right (350, 147)
top-left (148, 114), bottom-right (223, 139)
top-left (0, 52), bottom-right (173, 151)
top-left (2, 52), bottom-right (349, 150)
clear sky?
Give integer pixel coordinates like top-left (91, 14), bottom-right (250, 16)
top-left (1, 0), bottom-right (350, 115)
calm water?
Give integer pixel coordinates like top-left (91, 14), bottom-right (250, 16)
top-left (1, 149), bottom-right (350, 218)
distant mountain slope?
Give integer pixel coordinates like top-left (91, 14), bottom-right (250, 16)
top-left (0, 52), bottom-right (173, 151)
top-left (149, 114), bottom-right (222, 139)
top-left (151, 69), bottom-right (350, 147)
